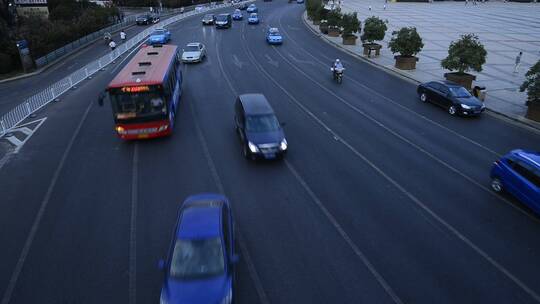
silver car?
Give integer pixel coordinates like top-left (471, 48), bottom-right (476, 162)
top-left (181, 43), bottom-right (206, 63)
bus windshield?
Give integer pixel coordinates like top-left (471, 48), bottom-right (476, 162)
top-left (110, 89), bottom-right (167, 122)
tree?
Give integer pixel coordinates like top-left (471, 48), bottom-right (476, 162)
top-left (326, 8), bottom-right (342, 28)
top-left (388, 27), bottom-right (423, 57)
top-left (340, 12), bottom-right (359, 38)
top-left (520, 60), bottom-right (540, 105)
top-left (441, 34), bottom-right (487, 74)
top-left (361, 16), bottom-right (387, 44)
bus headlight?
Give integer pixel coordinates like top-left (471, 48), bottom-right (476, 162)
top-left (116, 126), bottom-right (126, 134)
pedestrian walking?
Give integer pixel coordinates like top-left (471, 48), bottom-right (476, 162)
top-left (513, 51), bottom-right (522, 73)
top-left (120, 30), bottom-right (126, 42)
top-left (465, 0), bottom-right (468, 5)
top-left (368, 5), bottom-right (372, 10)
top-left (109, 40), bottom-right (117, 51)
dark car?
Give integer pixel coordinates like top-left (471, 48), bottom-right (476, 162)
top-left (417, 81), bottom-right (485, 116)
top-left (136, 13), bottom-right (159, 25)
top-left (202, 14), bottom-right (216, 25)
top-left (215, 13), bottom-right (232, 28)
top-left (238, 3), bottom-right (248, 10)
top-left (159, 194), bottom-right (239, 304)
top-left (490, 150), bottom-right (540, 215)
top-left (235, 94), bottom-right (288, 160)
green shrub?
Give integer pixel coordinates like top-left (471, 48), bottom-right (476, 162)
top-left (520, 60), bottom-right (540, 105)
top-left (361, 16), bottom-right (387, 44)
top-left (341, 12), bottom-right (360, 37)
top-left (326, 9), bottom-right (342, 28)
top-left (441, 34), bottom-right (487, 74)
top-left (388, 27), bottom-right (423, 57)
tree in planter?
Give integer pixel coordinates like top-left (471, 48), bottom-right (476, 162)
top-left (388, 27), bottom-right (423, 70)
top-left (441, 34), bottom-right (487, 89)
top-left (520, 60), bottom-right (540, 121)
top-left (361, 16), bottom-right (387, 57)
top-left (340, 12), bottom-right (360, 45)
top-left (326, 9), bottom-right (342, 37)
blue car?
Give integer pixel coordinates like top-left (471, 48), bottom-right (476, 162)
top-left (490, 149), bottom-right (540, 215)
top-left (266, 27), bottom-right (283, 45)
top-left (160, 194), bottom-right (239, 304)
top-left (246, 4), bottom-right (258, 13)
top-left (147, 28), bottom-right (171, 45)
top-left (248, 13), bottom-right (259, 24)
top-left (232, 9), bottom-right (243, 20)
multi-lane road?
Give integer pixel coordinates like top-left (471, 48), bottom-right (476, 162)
top-left (1, 2), bottom-right (540, 303)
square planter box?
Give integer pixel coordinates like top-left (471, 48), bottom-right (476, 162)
top-left (444, 72), bottom-right (476, 90)
top-left (394, 55), bottom-right (418, 70)
top-left (526, 101), bottom-right (540, 122)
top-left (327, 27), bottom-right (341, 37)
top-left (362, 43), bottom-right (382, 57)
top-left (342, 35), bottom-right (357, 45)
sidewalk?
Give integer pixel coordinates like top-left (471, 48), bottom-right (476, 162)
top-left (305, 0), bottom-right (540, 126)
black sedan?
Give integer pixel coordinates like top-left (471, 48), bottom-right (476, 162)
top-left (417, 81), bottom-right (485, 116)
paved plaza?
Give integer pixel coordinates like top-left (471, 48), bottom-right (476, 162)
top-left (308, 0), bottom-right (540, 121)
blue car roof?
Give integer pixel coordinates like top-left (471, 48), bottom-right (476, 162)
top-left (511, 149), bottom-right (540, 168)
top-left (176, 194), bottom-right (229, 240)
top-left (178, 205), bottom-right (221, 239)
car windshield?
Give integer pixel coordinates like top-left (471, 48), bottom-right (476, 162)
top-left (234, 9), bottom-right (241, 13)
top-left (216, 15), bottom-right (228, 21)
top-left (185, 45), bottom-right (200, 52)
top-left (152, 30), bottom-right (165, 35)
top-left (204, 14), bottom-right (213, 19)
top-left (448, 86), bottom-right (471, 98)
top-left (170, 237), bottom-right (225, 279)
top-left (246, 114), bottom-right (280, 132)
top-left (250, 13), bottom-right (257, 18)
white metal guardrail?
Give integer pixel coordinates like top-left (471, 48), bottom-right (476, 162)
top-left (0, 1), bottom-right (250, 138)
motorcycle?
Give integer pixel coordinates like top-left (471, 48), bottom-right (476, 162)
top-left (104, 32), bottom-right (112, 45)
top-left (331, 67), bottom-right (345, 84)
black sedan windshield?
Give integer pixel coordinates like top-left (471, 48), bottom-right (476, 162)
top-left (449, 86), bottom-right (472, 98)
top-left (170, 238), bottom-right (225, 279)
top-left (246, 114), bottom-right (280, 132)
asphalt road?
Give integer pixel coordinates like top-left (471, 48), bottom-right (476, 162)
top-left (1, 2), bottom-right (540, 304)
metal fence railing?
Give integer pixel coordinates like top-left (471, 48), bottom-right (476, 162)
top-left (0, 1), bottom-right (251, 138)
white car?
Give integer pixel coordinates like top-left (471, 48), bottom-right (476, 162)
top-left (181, 43), bottom-right (206, 63)
top-left (195, 5), bottom-right (205, 12)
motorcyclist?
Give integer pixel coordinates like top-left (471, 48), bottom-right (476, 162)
top-left (331, 59), bottom-right (344, 80)
top-left (109, 40), bottom-right (117, 51)
top-left (104, 32), bottom-right (112, 44)
top-left (120, 30), bottom-right (126, 42)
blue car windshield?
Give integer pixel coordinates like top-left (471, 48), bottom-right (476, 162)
top-left (170, 237), bottom-right (225, 279)
top-left (449, 86), bottom-right (471, 98)
top-left (246, 114), bottom-right (280, 132)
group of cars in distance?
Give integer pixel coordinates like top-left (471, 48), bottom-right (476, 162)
top-left (136, 13), bottom-right (160, 25)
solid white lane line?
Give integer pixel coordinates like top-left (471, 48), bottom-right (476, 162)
top-left (277, 13), bottom-right (504, 157)
top-left (270, 44), bottom-right (540, 223)
top-left (240, 27), bottom-right (404, 304)
top-left (129, 143), bottom-right (139, 304)
top-left (1, 101), bottom-right (93, 304)
top-left (243, 19), bottom-right (540, 302)
top-left (189, 56), bottom-right (271, 304)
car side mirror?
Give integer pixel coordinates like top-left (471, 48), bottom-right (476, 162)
top-left (158, 259), bottom-right (165, 270)
top-left (98, 91), bottom-right (106, 106)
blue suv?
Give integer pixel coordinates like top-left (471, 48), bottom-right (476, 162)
top-left (159, 194), bottom-right (239, 304)
top-left (490, 149), bottom-right (540, 215)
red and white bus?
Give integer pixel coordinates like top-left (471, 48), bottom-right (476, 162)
top-left (99, 44), bottom-right (182, 139)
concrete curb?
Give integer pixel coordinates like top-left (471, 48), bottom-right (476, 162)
top-left (301, 12), bottom-right (540, 132)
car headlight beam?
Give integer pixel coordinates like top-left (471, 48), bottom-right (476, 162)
top-left (280, 139), bottom-right (287, 150)
top-left (248, 142), bottom-right (259, 153)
